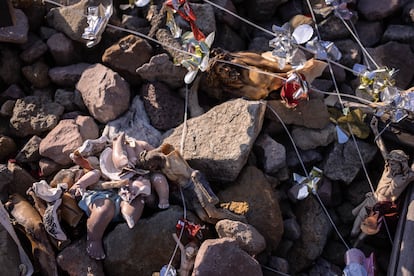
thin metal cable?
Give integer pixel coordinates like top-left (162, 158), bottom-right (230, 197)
top-left (179, 84), bottom-right (190, 155)
top-left (306, 0), bottom-right (371, 249)
top-left (265, 102), bottom-right (307, 176)
top-left (165, 83), bottom-right (191, 275)
top-left (338, 16), bottom-right (380, 69)
top-left (203, 0), bottom-right (361, 76)
top-left (348, 20), bottom-right (371, 69)
top-left (265, 100), bottom-right (351, 250)
top-left (315, 192), bottom-right (350, 250)
top-left (165, 187), bottom-right (187, 275)
top-left (43, 0), bottom-right (199, 58)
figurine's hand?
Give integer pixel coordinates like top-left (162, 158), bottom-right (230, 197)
top-left (69, 183), bottom-right (84, 198)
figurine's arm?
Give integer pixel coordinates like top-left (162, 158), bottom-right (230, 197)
top-left (370, 116), bottom-right (388, 160)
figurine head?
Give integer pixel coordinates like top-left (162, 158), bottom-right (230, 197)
top-left (387, 150), bottom-right (409, 162)
top-left (387, 150), bottom-right (409, 174)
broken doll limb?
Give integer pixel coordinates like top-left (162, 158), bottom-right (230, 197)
top-left (5, 194), bottom-right (59, 276)
top-left (139, 143), bottom-right (245, 224)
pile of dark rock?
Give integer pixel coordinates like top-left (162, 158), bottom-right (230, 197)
top-left (1, 0), bottom-right (414, 275)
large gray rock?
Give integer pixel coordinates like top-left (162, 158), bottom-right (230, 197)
top-left (49, 63), bottom-right (91, 87)
top-left (46, 0), bottom-right (89, 43)
top-left (218, 166), bottom-right (284, 251)
top-left (104, 206), bottom-right (199, 275)
top-left (0, 9), bottom-right (29, 44)
top-left (291, 124), bottom-right (336, 150)
top-left (39, 116), bottom-right (99, 165)
top-left (163, 99), bottom-right (265, 182)
top-left (136, 54), bottom-right (187, 89)
top-left (254, 134), bottom-right (286, 174)
top-left (141, 82), bottom-right (184, 131)
top-left (215, 219), bottom-right (266, 256)
top-left (57, 238), bottom-right (104, 276)
top-left (103, 96), bottom-right (162, 147)
top-left (335, 39), bottom-right (362, 69)
top-left (10, 96), bottom-right (64, 137)
top-left (76, 63), bottom-right (130, 123)
top-left (323, 140), bottom-right (377, 184)
top-left (266, 99), bottom-right (331, 129)
top-left (287, 196), bottom-right (331, 273)
top-left (192, 238), bottom-right (262, 276)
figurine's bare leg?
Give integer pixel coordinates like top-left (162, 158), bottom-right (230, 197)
top-left (151, 173), bottom-right (170, 209)
top-left (120, 196), bottom-right (144, 229)
top-left (86, 198), bottom-right (115, 260)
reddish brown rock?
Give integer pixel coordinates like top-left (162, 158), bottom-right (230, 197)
top-left (193, 238), bottom-right (262, 275)
top-left (141, 82), bottom-right (184, 131)
top-left (76, 63), bottom-right (130, 123)
top-left (39, 116), bottom-right (99, 165)
top-left (218, 166), bottom-right (284, 251)
top-left (102, 34), bottom-right (152, 84)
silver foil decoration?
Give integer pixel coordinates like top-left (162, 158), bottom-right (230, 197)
top-left (269, 23), bottom-right (313, 69)
top-left (82, 3), bottom-right (113, 48)
top-left (305, 37), bottom-right (342, 61)
top-left (181, 32), bottom-right (215, 84)
top-left (353, 64), bottom-right (398, 99)
top-left (314, 0), bottom-right (353, 20)
top-left (290, 167), bottom-right (323, 200)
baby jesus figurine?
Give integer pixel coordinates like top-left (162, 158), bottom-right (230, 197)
top-left (351, 116), bottom-right (414, 237)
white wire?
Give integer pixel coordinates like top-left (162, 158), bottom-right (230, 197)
top-left (337, 16), bottom-right (380, 70)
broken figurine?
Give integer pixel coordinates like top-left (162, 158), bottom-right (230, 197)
top-left (139, 143), bottom-right (246, 224)
top-left (68, 133), bottom-right (170, 260)
top-left (351, 116), bottom-right (414, 237)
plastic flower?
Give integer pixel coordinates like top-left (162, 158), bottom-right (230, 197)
top-left (181, 32), bottom-right (215, 84)
top-left (269, 23), bottom-right (314, 69)
top-left (280, 72), bottom-right (309, 107)
top-left (290, 167), bottom-right (323, 200)
top-left (305, 37), bottom-right (342, 61)
top-left (354, 64), bottom-right (398, 102)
